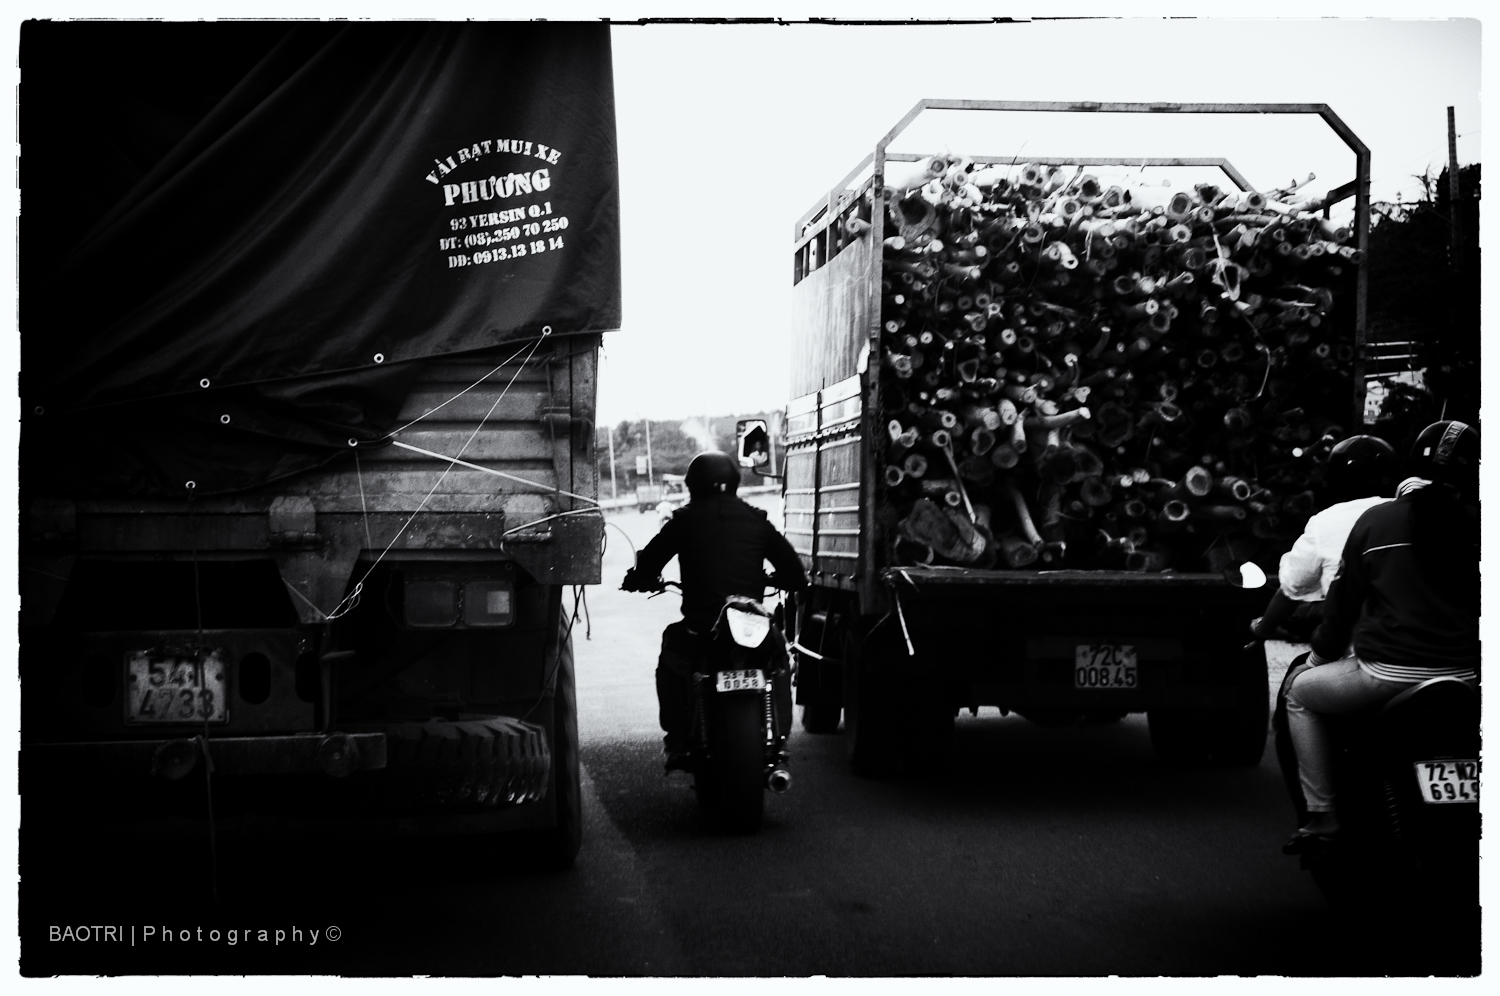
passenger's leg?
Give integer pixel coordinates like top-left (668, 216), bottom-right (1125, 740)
top-left (1285, 658), bottom-right (1411, 826)
top-left (656, 623), bottom-right (698, 755)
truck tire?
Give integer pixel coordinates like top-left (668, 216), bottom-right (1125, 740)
top-left (844, 625), bottom-right (900, 778)
top-left (530, 627), bottom-right (583, 869)
top-left (1147, 708), bottom-right (1212, 765)
top-left (911, 695), bottom-right (955, 767)
top-left (706, 694), bottom-right (766, 834)
top-left (1209, 641), bottom-right (1270, 767)
top-left (801, 697), bottom-right (842, 734)
top-left (799, 646), bottom-right (843, 734)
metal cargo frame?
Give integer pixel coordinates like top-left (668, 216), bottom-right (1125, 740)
top-left (787, 100), bottom-right (1371, 609)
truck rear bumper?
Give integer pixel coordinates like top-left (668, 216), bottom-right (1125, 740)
top-left (24, 732), bottom-right (387, 779)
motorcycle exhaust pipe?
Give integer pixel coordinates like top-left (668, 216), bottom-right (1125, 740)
top-left (766, 767), bottom-right (793, 793)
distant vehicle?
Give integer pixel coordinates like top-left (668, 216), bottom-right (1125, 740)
top-left (639, 474), bottom-right (687, 515)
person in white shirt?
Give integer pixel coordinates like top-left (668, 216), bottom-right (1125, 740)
top-left (1250, 435), bottom-right (1397, 641)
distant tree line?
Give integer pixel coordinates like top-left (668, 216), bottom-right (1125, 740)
top-left (594, 414), bottom-right (778, 496)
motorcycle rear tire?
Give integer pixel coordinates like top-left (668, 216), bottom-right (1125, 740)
top-left (707, 694), bottom-right (766, 834)
top-left (843, 626), bottom-right (900, 779)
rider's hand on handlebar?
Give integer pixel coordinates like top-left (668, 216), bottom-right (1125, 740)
top-left (620, 568), bottom-right (665, 593)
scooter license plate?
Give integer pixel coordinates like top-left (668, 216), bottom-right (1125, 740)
top-left (716, 669), bottom-right (766, 693)
top-left (125, 651), bottom-right (229, 725)
top-left (1074, 645), bottom-right (1138, 689)
top-left (1414, 760), bottom-right (1479, 805)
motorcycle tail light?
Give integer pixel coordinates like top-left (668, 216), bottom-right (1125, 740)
top-left (405, 578), bottom-right (458, 627)
top-left (463, 578), bottom-right (515, 627)
top-left (725, 606), bottom-right (771, 648)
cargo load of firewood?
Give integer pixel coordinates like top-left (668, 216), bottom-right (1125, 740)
top-left (875, 156), bottom-right (1357, 573)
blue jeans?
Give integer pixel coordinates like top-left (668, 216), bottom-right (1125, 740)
top-left (1284, 657), bottom-right (1413, 812)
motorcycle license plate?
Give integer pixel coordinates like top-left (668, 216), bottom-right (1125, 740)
top-left (1074, 645), bottom-right (1137, 689)
top-left (1414, 760), bottom-right (1479, 805)
top-left (125, 652), bottom-right (229, 725)
top-left (716, 669), bottom-right (766, 693)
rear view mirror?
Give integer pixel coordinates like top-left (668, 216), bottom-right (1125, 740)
top-left (736, 419), bottom-right (771, 469)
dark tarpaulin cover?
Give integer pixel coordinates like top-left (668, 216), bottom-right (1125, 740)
top-left (21, 21), bottom-right (620, 496)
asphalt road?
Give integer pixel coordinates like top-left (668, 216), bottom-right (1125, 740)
top-left (19, 495), bottom-right (1480, 977)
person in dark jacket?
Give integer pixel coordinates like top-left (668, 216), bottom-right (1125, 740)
top-left (1281, 421), bottom-right (1479, 851)
top-left (621, 451), bottom-right (809, 770)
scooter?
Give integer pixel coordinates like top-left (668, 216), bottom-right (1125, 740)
top-left (1273, 652), bottom-right (1480, 923)
top-left (641, 578), bottom-right (794, 833)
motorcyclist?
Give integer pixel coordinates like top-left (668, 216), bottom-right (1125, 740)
top-left (1250, 435), bottom-right (1397, 641)
top-left (621, 450), bottom-right (809, 771)
top-left (1280, 421), bottom-right (1480, 853)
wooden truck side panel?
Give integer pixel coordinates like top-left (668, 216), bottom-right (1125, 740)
top-left (22, 336), bottom-right (602, 630)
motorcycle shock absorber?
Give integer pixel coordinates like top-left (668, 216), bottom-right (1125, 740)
top-left (693, 675), bottom-right (709, 749)
top-left (1382, 775), bottom-right (1407, 845)
top-left (764, 687), bottom-right (775, 750)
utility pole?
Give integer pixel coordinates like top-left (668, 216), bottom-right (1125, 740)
top-left (606, 422), bottom-right (618, 499)
top-left (767, 410), bottom-right (779, 475)
top-left (644, 418), bottom-right (655, 486)
top-left (1448, 106), bottom-right (1463, 271)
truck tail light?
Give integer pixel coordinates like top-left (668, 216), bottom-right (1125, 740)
top-left (405, 579), bottom-right (458, 627)
top-left (463, 579), bottom-right (515, 627)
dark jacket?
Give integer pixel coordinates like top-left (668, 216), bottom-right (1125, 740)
top-left (1311, 490), bottom-right (1479, 671)
top-left (633, 494), bottom-right (808, 631)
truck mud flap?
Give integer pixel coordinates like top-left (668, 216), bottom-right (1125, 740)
top-left (353, 715), bottom-right (551, 813)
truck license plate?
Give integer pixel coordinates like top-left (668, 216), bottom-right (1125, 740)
top-left (716, 669), bottom-right (766, 693)
top-left (125, 652), bottom-right (229, 724)
top-left (1074, 645), bottom-right (1138, 689)
top-left (1415, 760), bottom-right (1478, 804)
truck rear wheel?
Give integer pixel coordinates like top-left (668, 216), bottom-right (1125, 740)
top-left (523, 626), bottom-right (582, 870)
top-left (1209, 641), bottom-right (1270, 766)
top-left (1148, 709), bottom-right (1212, 765)
top-left (799, 645), bottom-right (843, 734)
top-left (801, 698), bottom-right (842, 734)
top-left (844, 625), bottom-right (900, 778)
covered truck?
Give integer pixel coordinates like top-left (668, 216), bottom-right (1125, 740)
top-left (784, 100), bottom-right (1371, 776)
top-left (19, 22), bottom-right (620, 867)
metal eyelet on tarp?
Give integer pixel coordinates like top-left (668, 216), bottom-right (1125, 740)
top-left (373, 353), bottom-right (385, 364)
top-left (220, 415), bottom-right (231, 424)
top-left (185, 481), bottom-right (197, 490)
top-left (200, 378), bottom-right (211, 388)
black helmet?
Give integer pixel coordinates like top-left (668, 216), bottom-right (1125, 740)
top-left (1323, 434), bottom-right (1397, 501)
top-left (685, 451), bottom-right (740, 497)
top-left (1407, 420), bottom-right (1479, 496)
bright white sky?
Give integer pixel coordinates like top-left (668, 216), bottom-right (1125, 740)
top-left (0, 4), bottom-right (1485, 434)
top-left (603, 16), bottom-right (1481, 425)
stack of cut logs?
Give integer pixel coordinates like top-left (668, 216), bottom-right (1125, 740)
top-left (875, 156), bottom-right (1357, 572)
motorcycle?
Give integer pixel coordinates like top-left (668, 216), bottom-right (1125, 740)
top-left (1273, 652), bottom-right (1480, 924)
top-left (635, 577), bottom-right (794, 834)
